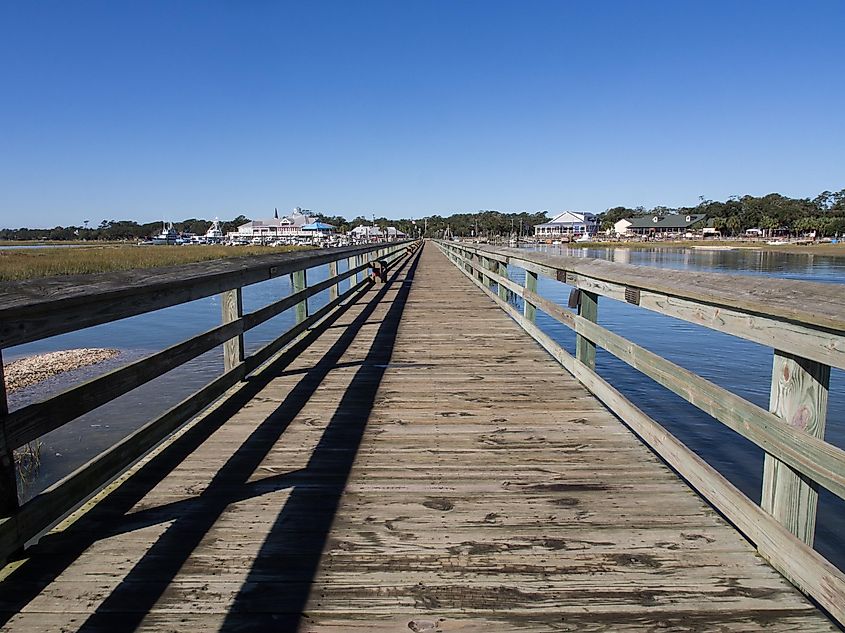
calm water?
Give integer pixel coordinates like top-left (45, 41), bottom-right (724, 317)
top-left (7, 246), bottom-right (845, 570)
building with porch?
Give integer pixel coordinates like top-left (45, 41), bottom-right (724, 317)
top-left (534, 211), bottom-right (598, 237)
top-left (621, 214), bottom-right (707, 237)
top-left (229, 208), bottom-right (318, 243)
top-left (349, 225), bottom-right (408, 243)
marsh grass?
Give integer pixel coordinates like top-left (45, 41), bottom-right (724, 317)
top-left (15, 441), bottom-right (42, 496)
top-left (0, 244), bottom-right (306, 281)
top-left (0, 240), bottom-right (124, 246)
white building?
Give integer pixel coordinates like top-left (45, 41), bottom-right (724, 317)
top-left (229, 208), bottom-right (318, 243)
top-left (385, 226), bottom-right (407, 240)
top-left (350, 225), bottom-right (384, 242)
top-left (534, 211), bottom-right (598, 237)
top-left (613, 219), bottom-right (632, 236)
top-left (349, 225), bottom-right (408, 243)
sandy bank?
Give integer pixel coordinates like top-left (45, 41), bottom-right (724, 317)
top-left (4, 348), bottom-right (121, 392)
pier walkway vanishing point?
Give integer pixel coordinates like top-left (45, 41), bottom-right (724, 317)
top-left (0, 241), bottom-right (841, 631)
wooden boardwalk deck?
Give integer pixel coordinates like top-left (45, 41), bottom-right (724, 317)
top-left (0, 243), bottom-right (835, 631)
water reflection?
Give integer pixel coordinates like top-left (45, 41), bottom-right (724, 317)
top-left (535, 244), bottom-right (844, 281)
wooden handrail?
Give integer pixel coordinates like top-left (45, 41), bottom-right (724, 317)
top-left (460, 244), bottom-right (845, 330)
top-left (0, 242), bottom-right (411, 349)
top-left (436, 239), bottom-right (844, 626)
top-left (0, 240), bottom-right (420, 562)
top-left (448, 243), bottom-right (845, 370)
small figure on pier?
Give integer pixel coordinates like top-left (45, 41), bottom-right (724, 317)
top-left (369, 259), bottom-right (387, 283)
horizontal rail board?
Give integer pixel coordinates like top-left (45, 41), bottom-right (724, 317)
top-left (243, 260), bottom-right (368, 330)
top-left (3, 256), bottom-right (385, 449)
top-left (437, 241), bottom-right (845, 625)
top-left (477, 244), bottom-right (845, 331)
top-left (4, 318), bottom-right (245, 449)
top-left (0, 241), bottom-right (411, 348)
top-left (245, 277), bottom-right (372, 373)
top-left (446, 243), bottom-right (845, 370)
top-left (0, 364), bottom-right (246, 560)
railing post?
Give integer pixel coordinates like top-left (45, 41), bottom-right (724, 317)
top-left (0, 351), bottom-right (19, 517)
top-left (497, 260), bottom-right (509, 301)
top-left (348, 255), bottom-right (357, 289)
top-left (761, 350), bottom-right (829, 545)
top-left (472, 252), bottom-right (484, 284)
top-left (328, 260), bottom-right (339, 303)
top-left (575, 291), bottom-right (598, 370)
top-left (221, 288), bottom-right (244, 372)
top-left (524, 270), bottom-right (538, 322)
top-left (487, 257), bottom-right (497, 290)
top-left (479, 256), bottom-right (490, 287)
top-left (292, 268), bottom-right (308, 324)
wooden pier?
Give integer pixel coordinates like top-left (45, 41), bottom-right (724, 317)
top-left (0, 241), bottom-right (843, 631)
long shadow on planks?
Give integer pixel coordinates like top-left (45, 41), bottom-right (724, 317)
top-left (0, 247), bottom-right (421, 632)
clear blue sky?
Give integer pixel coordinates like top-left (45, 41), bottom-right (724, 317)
top-left (1, 1), bottom-right (843, 227)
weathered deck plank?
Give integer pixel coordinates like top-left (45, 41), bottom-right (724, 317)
top-left (0, 243), bottom-right (835, 631)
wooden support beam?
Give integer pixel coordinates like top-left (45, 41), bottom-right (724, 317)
top-left (762, 351), bottom-right (830, 545)
top-left (576, 290), bottom-right (598, 370)
top-left (524, 270), bottom-right (538, 322)
top-left (328, 260), bottom-right (339, 302)
top-left (484, 256), bottom-right (496, 290)
top-left (472, 252), bottom-right (483, 284)
top-left (292, 269), bottom-right (308, 324)
top-left (0, 350), bottom-right (19, 518)
top-left (497, 261), bottom-right (509, 301)
top-left (348, 256), bottom-right (357, 290)
top-left (220, 288), bottom-right (244, 373)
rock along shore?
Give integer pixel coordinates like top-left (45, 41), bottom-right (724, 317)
top-left (4, 348), bottom-right (121, 392)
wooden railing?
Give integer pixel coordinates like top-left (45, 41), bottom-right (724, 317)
top-left (0, 240), bottom-right (418, 562)
top-left (435, 239), bottom-right (845, 625)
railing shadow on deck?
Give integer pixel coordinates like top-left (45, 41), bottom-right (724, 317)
top-left (0, 246), bottom-right (421, 632)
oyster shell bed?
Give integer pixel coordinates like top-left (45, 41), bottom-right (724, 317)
top-left (4, 348), bottom-right (120, 392)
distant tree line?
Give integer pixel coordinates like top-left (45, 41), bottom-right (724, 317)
top-left (313, 210), bottom-right (549, 238)
top-left (0, 210), bottom-right (547, 241)
top-left (2, 188), bottom-right (843, 241)
top-left (597, 189), bottom-right (845, 237)
top-left (418, 210), bottom-right (550, 238)
top-left (0, 216), bottom-right (253, 242)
